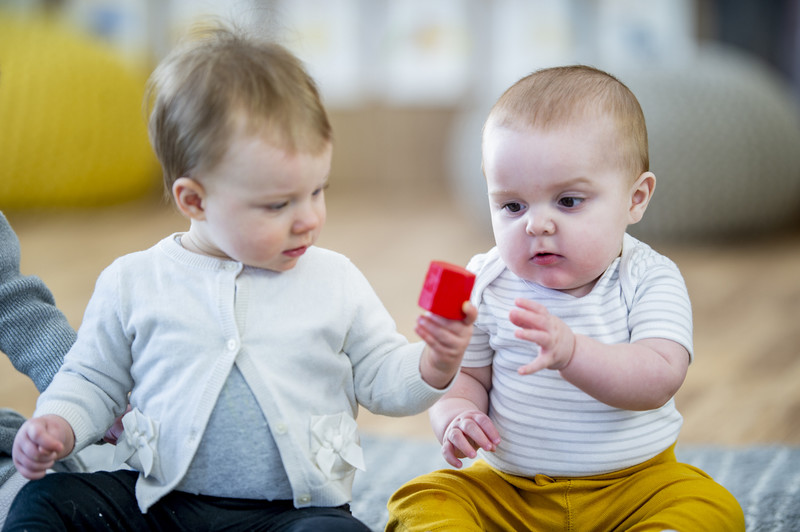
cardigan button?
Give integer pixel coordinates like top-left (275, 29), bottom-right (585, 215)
top-left (298, 494), bottom-right (311, 504)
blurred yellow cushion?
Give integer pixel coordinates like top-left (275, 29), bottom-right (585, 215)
top-left (0, 15), bottom-right (158, 208)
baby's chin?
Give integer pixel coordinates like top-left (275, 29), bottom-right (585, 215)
top-left (259, 259), bottom-right (301, 273)
top-left (515, 271), bottom-right (595, 298)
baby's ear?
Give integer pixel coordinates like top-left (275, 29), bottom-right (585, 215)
top-left (172, 177), bottom-right (207, 220)
top-left (628, 171), bottom-right (656, 224)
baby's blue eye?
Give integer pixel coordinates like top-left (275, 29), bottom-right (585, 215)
top-left (265, 202), bottom-right (288, 211)
top-left (313, 182), bottom-right (330, 197)
top-left (559, 197), bottom-right (583, 208)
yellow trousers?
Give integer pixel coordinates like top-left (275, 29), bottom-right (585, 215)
top-left (386, 444), bottom-right (744, 531)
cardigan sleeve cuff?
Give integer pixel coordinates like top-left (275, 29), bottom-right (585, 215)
top-left (34, 400), bottom-right (105, 456)
top-left (395, 343), bottom-right (457, 413)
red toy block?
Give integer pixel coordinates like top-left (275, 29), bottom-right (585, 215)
top-left (418, 261), bottom-right (476, 320)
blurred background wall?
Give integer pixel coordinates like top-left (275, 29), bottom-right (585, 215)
top-left (1, 0), bottom-right (799, 241)
top-left (2, 0), bottom-right (800, 447)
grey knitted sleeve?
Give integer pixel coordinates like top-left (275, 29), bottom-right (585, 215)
top-left (0, 212), bottom-right (76, 392)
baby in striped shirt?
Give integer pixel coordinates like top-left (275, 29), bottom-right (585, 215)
top-left (387, 65), bottom-right (744, 532)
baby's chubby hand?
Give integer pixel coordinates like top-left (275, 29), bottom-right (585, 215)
top-left (417, 301), bottom-right (477, 390)
top-left (442, 409), bottom-right (500, 468)
top-left (510, 297), bottom-right (576, 375)
top-left (12, 414), bottom-right (75, 480)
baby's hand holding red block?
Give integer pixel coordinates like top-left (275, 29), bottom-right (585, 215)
top-left (416, 261), bottom-right (477, 389)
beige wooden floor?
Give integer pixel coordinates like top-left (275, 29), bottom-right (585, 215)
top-left (2, 186), bottom-right (800, 446)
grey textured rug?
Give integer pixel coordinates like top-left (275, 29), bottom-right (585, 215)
top-left (351, 435), bottom-right (800, 532)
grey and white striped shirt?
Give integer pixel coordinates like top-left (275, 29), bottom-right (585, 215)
top-left (464, 234), bottom-right (693, 477)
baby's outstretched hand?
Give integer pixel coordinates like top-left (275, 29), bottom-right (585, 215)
top-left (442, 410), bottom-right (500, 468)
top-left (417, 301), bottom-right (477, 389)
top-left (12, 415), bottom-right (74, 480)
top-left (510, 297), bottom-right (576, 375)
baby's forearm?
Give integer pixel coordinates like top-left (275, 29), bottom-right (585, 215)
top-left (560, 336), bottom-right (689, 411)
top-left (418, 346), bottom-right (459, 390)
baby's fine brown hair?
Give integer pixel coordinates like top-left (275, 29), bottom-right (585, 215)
top-left (145, 25), bottom-right (332, 191)
top-left (485, 65), bottom-right (649, 180)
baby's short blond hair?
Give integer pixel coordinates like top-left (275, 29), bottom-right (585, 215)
top-left (145, 25), bottom-right (332, 191)
top-left (485, 65), bottom-right (649, 180)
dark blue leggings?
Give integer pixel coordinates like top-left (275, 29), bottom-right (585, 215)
top-left (3, 470), bottom-right (371, 532)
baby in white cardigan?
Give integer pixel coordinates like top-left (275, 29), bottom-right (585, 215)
top-left (6, 25), bottom-right (475, 532)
